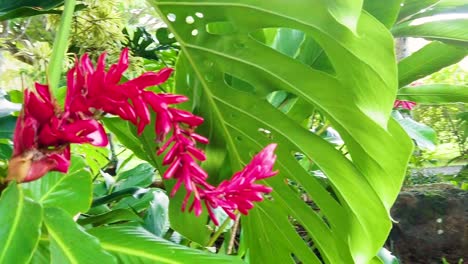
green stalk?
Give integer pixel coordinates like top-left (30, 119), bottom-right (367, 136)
top-left (206, 213), bottom-right (236, 247)
top-left (47, 0), bottom-right (76, 94)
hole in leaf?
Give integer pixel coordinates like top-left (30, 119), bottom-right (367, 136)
top-left (168, 33), bottom-right (174, 39)
top-left (288, 216), bottom-right (324, 262)
top-left (258, 128), bottom-right (273, 139)
top-left (205, 21), bottom-right (236, 35)
top-left (191, 29), bottom-right (199, 36)
top-left (224, 73), bottom-right (255, 94)
top-left (251, 27), bottom-right (335, 75)
top-left (167, 13), bottom-right (176, 22)
top-left (185, 16), bottom-right (195, 24)
top-left (195, 12), bottom-right (204, 18)
top-left (266, 90), bottom-right (298, 114)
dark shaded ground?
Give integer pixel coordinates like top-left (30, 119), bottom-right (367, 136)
top-left (387, 184), bottom-right (467, 264)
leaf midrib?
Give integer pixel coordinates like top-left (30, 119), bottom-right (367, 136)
top-left (100, 242), bottom-right (180, 264)
top-left (39, 170), bottom-right (80, 203)
top-left (47, 225), bottom-right (80, 264)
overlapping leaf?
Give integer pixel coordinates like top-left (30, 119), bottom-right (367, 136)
top-left (0, 182), bottom-right (42, 264)
top-left (22, 156), bottom-right (93, 215)
top-left (88, 226), bottom-right (243, 264)
top-left (148, 1), bottom-right (413, 263)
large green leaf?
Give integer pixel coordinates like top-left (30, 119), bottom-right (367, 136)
top-left (0, 0), bottom-right (63, 21)
top-left (30, 241), bottom-right (50, 264)
top-left (397, 0), bottom-right (440, 22)
top-left (43, 207), bottom-right (116, 264)
top-left (326, 0), bottom-right (363, 33)
top-left (114, 163), bottom-right (155, 191)
top-left (398, 84), bottom-right (468, 103)
top-left (88, 226), bottom-right (244, 264)
top-left (393, 111), bottom-right (437, 150)
top-left (397, 41), bottom-right (468, 87)
top-left (149, 1), bottom-right (413, 263)
top-left (22, 156), bottom-right (93, 215)
top-left (363, 0), bottom-right (403, 28)
top-left (392, 3), bottom-right (468, 45)
top-left (0, 182), bottom-right (42, 264)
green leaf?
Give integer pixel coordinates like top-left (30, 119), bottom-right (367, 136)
top-left (397, 41), bottom-right (468, 87)
top-left (114, 163), bottom-right (155, 191)
top-left (144, 190), bottom-right (169, 237)
top-left (156, 27), bottom-right (177, 45)
top-left (78, 209), bottom-right (142, 226)
top-left (43, 207), bottom-right (116, 264)
top-left (327, 0), bottom-right (363, 33)
top-left (149, 1), bottom-right (413, 263)
top-left (0, 143), bottom-right (13, 160)
top-left (30, 241), bottom-right (51, 264)
top-left (103, 117), bottom-right (158, 167)
top-left (0, 115), bottom-right (17, 140)
top-left (0, 182), bottom-right (42, 264)
top-left (392, 10), bottom-right (468, 45)
top-left (364, 0), bottom-right (404, 28)
top-left (398, 84), bottom-right (468, 103)
top-left (393, 111), bottom-right (437, 150)
top-left (88, 226), bottom-right (244, 264)
top-left (22, 155), bottom-right (93, 215)
top-left (397, 0), bottom-right (440, 22)
top-left (0, 0), bottom-right (63, 20)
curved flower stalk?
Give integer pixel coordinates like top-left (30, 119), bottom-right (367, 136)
top-left (8, 48), bottom-right (278, 224)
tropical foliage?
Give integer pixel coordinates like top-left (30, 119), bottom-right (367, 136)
top-left (0, 0), bottom-right (466, 263)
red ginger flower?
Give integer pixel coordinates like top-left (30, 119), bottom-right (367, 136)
top-left (8, 48), bottom-right (278, 226)
top-left (66, 48), bottom-right (176, 137)
top-left (201, 144), bottom-right (278, 225)
top-left (7, 83), bottom-right (107, 182)
top-left (393, 99), bottom-right (416, 110)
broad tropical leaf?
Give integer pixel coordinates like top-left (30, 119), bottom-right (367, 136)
top-left (398, 84), bottom-right (468, 103)
top-left (0, 182), bottom-right (42, 264)
top-left (78, 209), bottom-right (142, 226)
top-left (88, 226), bottom-right (244, 264)
top-left (43, 207), bottom-right (116, 264)
top-left (397, 0), bottom-right (440, 22)
top-left (363, 0), bottom-right (403, 28)
top-left (392, 1), bottom-right (468, 45)
top-left (0, 0), bottom-right (63, 21)
top-left (393, 111), bottom-right (437, 150)
top-left (30, 241), bottom-right (50, 264)
top-left (148, 1), bottom-right (413, 263)
top-left (397, 41), bottom-right (468, 87)
top-left (22, 156), bottom-right (93, 215)
top-left (114, 163), bottom-right (155, 191)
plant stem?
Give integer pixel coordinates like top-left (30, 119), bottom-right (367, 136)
top-left (47, 0), bottom-right (76, 95)
top-left (207, 214), bottom-right (235, 247)
top-left (227, 214), bottom-right (241, 254)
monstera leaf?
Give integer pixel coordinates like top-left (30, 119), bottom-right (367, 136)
top-left (144, 1), bottom-right (413, 263)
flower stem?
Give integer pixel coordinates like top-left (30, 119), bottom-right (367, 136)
top-left (47, 0), bottom-right (76, 94)
top-left (207, 214), bottom-right (236, 247)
